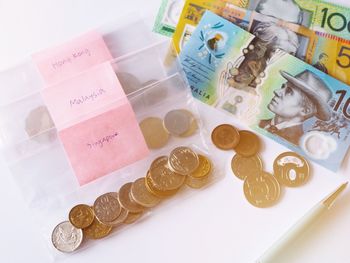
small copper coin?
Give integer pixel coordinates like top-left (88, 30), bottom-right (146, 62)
top-left (211, 124), bottom-right (240, 150)
top-left (234, 130), bottom-right (260, 157)
top-left (168, 147), bottom-right (199, 175)
top-left (231, 154), bottom-right (263, 180)
top-left (68, 204), bottom-right (94, 229)
top-left (51, 221), bottom-right (83, 253)
top-left (93, 193), bottom-right (121, 224)
top-left (243, 172), bottom-right (281, 208)
top-left (130, 177), bottom-right (161, 208)
top-left (189, 155), bottom-right (212, 179)
top-left (149, 156), bottom-right (186, 190)
top-left (273, 152), bottom-right (310, 187)
top-left (118, 183), bottom-right (145, 213)
top-left (83, 218), bottom-right (112, 239)
top-left (124, 211), bottom-right (144, 224)
top-left (163, 109), bottom-right (191, 136)
top-left (140, 117), bottom-right (169, 149)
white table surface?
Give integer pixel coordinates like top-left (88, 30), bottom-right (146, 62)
top-left (0, 0), bottom-right (349, 262)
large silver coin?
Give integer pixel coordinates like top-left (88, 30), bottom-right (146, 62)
top-left (51, 221), bottom-right (83, 253)
top-left (163, 109), bottom-right (191, 136)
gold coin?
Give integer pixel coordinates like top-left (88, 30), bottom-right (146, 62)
top-left (145, 172), bottom-right (179, 197)
top-left (273, 152), bottom-right (310, 187)
top-left (118, 183), bottom-right (145, 213)
top-left (83, 218), bottom-right (112, 239)
top-left (231, 154), bottom-right (263, 180)
top-left (234, 130), bottom-right (260, 157)
top-left (139, 117), bottom-right (169, 149)
top-left (149, 156), bottom-right (186, 191)
top-left (124, 211), bottom-right (144, 224)
top-left (186, 174), bottom-right (211, 189)
top-left (189, 154), bottom-right (212, 179)
top-left (68, 204), bottom-right (94, 229)
top-left (93, 193), bottom-right (121, 224)
top-left (179, 110), bottom-right (198, 137)
top-left (168, 147), bottom-right (199, 175)
top-left (243, 172), bottom-right (281, 208)
top-left (130, 177), bottom-right (161, 208)
top-left (211, 124), bottom-right (240, 150)
top-left (104, 208), bottom-right (129, 227)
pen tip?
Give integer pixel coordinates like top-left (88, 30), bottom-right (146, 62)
top-left (323, 182), bottom-right (348, 208)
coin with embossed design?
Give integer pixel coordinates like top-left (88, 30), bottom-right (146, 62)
top-left (140, 117), bottom-right (169, 149)
top-left (211, 124), bottom-right (240, 150)
top-left (231, 154), bottom-right (263, 180)
top-left (69, 204), bottom-right (94, 229)
top-left (118, 183), bottom-right (145, 213)
top-left (130, 177), bottom-right (161, 208)
top-left (83, 218), bottom-right (112, 239)
top-left (168, 147), bottom-right (199, 175)
top-left (234, 130), bottom-right (260, 157)
top-left (149, 156), bottom-right (186, 191)
top-left (273, 152), bottom-right (310, 187)
top-left (93, 193), bottom-right (121, 224)
top-left (243, 172), bottom-right (281, 208)
top-left (52, 221), bottom-right (83, 253)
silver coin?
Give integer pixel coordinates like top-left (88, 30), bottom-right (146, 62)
top-left (116, 72), bottom-right (142, 95)
top-left (168, 147), bottom-right (199, 175)
top-left (163, 110), bottom-right (191, 136)
top-left (52, 221), bottom-right (83, 253)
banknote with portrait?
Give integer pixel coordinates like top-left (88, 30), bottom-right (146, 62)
top-left (179, 11), bottom-right (350, 171)
top-left (222, 4), bottom-right (350, 86)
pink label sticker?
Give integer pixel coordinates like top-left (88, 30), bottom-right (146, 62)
top-left (59, 100), bottom-right (149, 185)
top-left (32, 31), bottom-right (113, 85)
top-left (41, 63), bottom-right (125, 128)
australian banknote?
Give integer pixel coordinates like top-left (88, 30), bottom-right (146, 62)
top-left (153, 0), bottom-right (185, 37)
top-left (231, 0), bottom-right (350, 40)
top-left (179, 11), bottom-right (350, 171)
top-left (222, 4), bottom-right (350, 85)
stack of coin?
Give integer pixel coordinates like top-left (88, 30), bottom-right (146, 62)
top-left (211, 124), bottom-right (310, 208)
top-left (139, 109), bottom-right (198, 149)
top-left (52, 146), bottom-right (212, 253)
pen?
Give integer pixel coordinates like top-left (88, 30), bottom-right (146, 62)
top-left (256, 182), bottom-right (348, 263)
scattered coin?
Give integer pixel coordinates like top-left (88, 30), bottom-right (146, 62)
top-left (83, 218), bottom-right (112, 240)
top-left (140, 117), bottom-right (169, 149)
top-left (234, 130), bottom-right (260, 157)
top-left (68, 204), bottom-right (94, 229)
top-left (93, 193), bottom-right (121, 224)
top-left (51, 221), bottom-right (83, 253)
top-left (168, 147), bottom-right (199, 175)
top-left (163, 109), bottom-right (191, 136)
top-left (211, 124), bottom-right (240, 150)
top-left (231, 154), bottom-right (263, 180)
top-left (273, 152), bottom-right (310, 187)
top-left (149, 156), bottom-right (186, 190)
top-left (118, 183), bottom-right (145, 213)
top-left (130, 177), bottom-right (161, 208)
top-left (243, 172), bottom-right (281, 208)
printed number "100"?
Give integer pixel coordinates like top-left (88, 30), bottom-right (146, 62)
top-left (321, 8), bottom-right (350, 33)
top-left (334, 90), bottom-right (350, 119)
